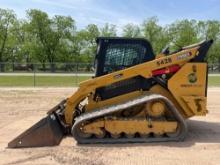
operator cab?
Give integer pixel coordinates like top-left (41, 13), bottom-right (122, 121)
top-left (95, 37), bottom-right (155, 77)
top-left (94, 37), bottom-right (155, 100)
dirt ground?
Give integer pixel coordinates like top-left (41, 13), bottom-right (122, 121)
top-left (0, 87), bottom-right (220, 165)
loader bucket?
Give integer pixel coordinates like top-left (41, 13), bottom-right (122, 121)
top-left (8, 114), bottom-right (64, 148)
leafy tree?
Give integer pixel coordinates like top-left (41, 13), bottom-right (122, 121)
top-left (12, 20), bottom-right (33, 64)
top-left (168, 19), bottom-right (199, 49)
top-left (0, 8), bottom-right (17, 71)
top-left (1, 7), bottom-right (220, 70)
top-left (100, 23), bottom-right (117, 37)
top-left (74, 24), bottom-right (100, 63)
top-left (26, 9), bottom-right (51, 69)
top-left (122, 23), bottom-right (141, 37)
top-left (206, 21), bottom-right (220, 65)
top-left (26, 9), bottom-right (76, 71)
top-left (193, 20), bottom-right (220, 63)
top-left (142, 17), bottom-right (168, 54)
top-left (52, 15), bottom-right (76, 63)
top-left (207, 21), bottom-right (220, 40)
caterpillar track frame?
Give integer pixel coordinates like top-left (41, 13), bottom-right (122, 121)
top-left (72, 94), bottom-right (188, 143)
top-left (8, 37), bottom-right (213, 148)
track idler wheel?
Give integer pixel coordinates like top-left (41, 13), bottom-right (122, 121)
top-left (111, 133), bottom-right (121, 139)
top-left (95, 129), bottom-right (106, 139)
top-left (166, 125), bottom-right (181, 138)
top-left (75, 124), bottom-right (92, 139)
top-left (125, 133), bottom-right (135, 139)
top-left (140, 133), bottom-right (150, 138)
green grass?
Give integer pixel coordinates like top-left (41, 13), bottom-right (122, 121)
top-left (0, 75), bottom-right (219, 87)
top-left (208, 76), bottom-right (220, 87)
top-left (0, 76), bottom-right (91, 87)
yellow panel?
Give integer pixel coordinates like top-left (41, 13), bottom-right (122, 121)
top-left (168, 63), bottom-right (207, 118)
top-left (83, 119), bottom-right (177, 135)
top-left (150, 85), bottom-right (187, 118)
top-left (105, 119), bottom-right (177, 135)
top-left (182, 96), bottom-right (207, 115)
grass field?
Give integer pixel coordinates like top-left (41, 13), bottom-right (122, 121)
top-left (0, 75), bottom-right (91, 87)
top-left (0, 75), bottom-right (219, 87)
top-left (208, 76), bottom-right (220, 86)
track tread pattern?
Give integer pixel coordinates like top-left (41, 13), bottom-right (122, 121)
top-left (72, 94), bottom-right (188, 144)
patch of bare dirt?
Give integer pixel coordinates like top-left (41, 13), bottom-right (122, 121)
top-left (0, 87), bottom-right (220, 165)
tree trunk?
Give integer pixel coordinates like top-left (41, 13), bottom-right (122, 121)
top-left (50, 63), bottom-right (55, 73)
top-left (12, 62), bottom-right (15, 72)
top-left (0, 63), bottom-right (5, 72)
top-left (42, 63), bottom-right (46, 71)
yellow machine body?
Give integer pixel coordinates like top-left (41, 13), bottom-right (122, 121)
top-left (64, 46), bottom-right (206, 124)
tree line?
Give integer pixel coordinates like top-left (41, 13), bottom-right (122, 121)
top-left (0, 8), bottom-right (220, 72)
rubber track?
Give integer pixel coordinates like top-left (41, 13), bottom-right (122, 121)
top-left (71, 94), bottom-right (188, 144)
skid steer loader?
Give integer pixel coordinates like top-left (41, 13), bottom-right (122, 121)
top-left (8, 37), bottom-right (213, 148)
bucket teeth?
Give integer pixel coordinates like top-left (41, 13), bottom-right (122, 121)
top-left (8, 114), bottom-right (64, 148)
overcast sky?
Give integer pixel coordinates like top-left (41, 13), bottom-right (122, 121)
top-left (1, 0), bottom-right (220, 31)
